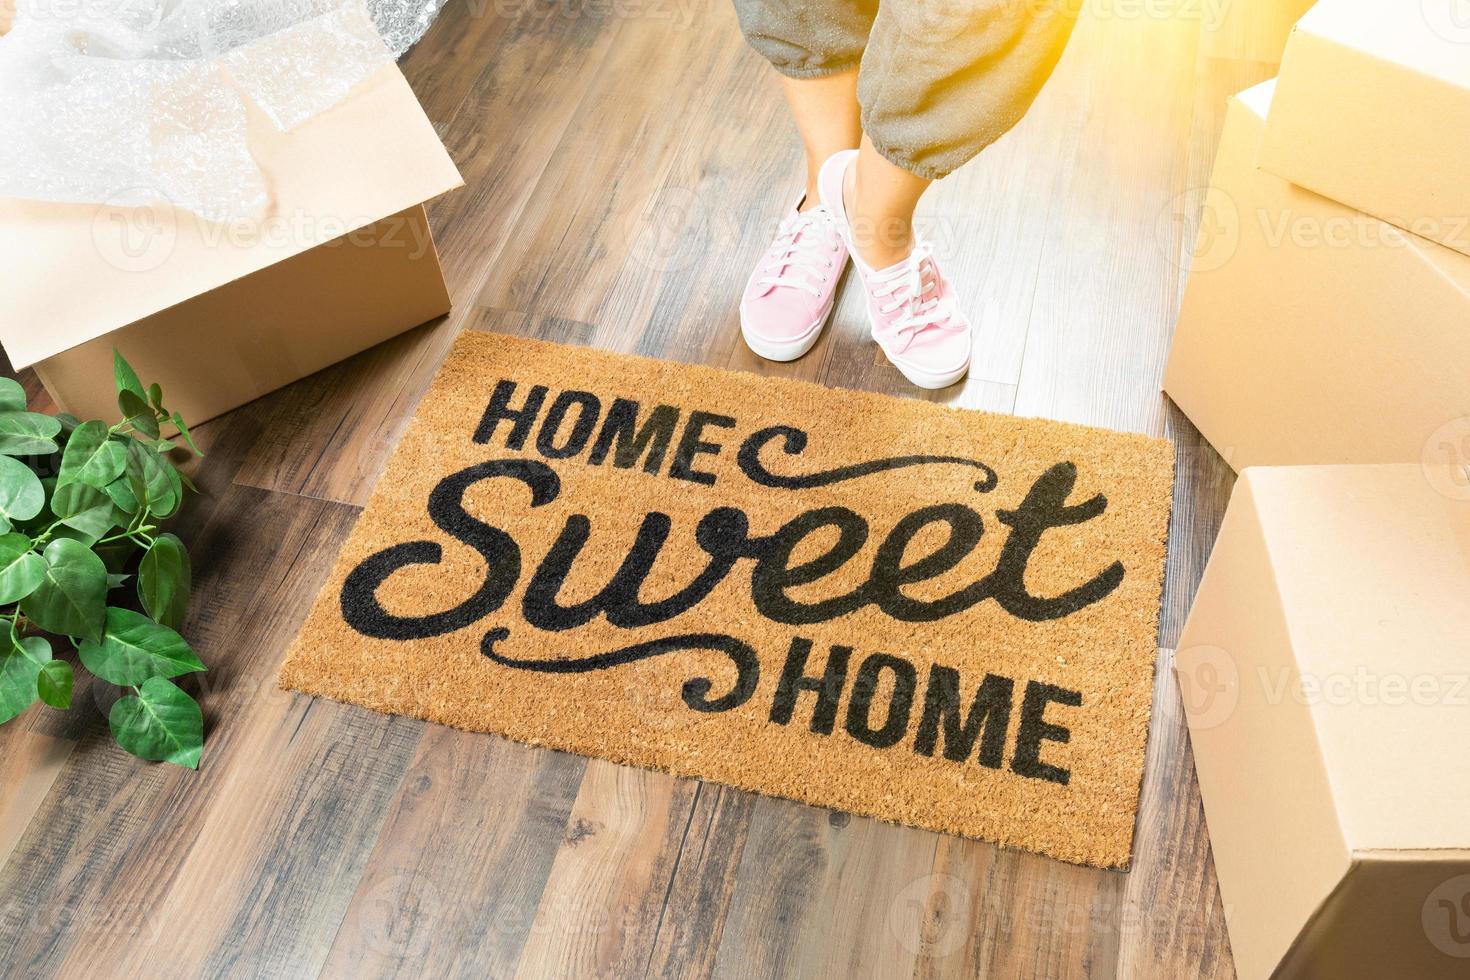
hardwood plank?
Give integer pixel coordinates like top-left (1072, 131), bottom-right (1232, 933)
top-left (907, 842), bottom-right (1124, 980)
top-left (474, 0), bottom-right (787, 358)
top-left (1198, 0), bottom-right (1312, 62)
top-left (509, 761), bottom-right (701, 980)
top-left (1157, 405), bottom-right (1235, 650)
top-left (318, 729), bottom-right (587, 978)
top-left (641, 784), bottom-right (757, 980)
top-left (0, 730), bottom-right (73, 870)
top-left (1114, 649), bottom-right (1234, 979)
top-left (1011, 0), bottom-right (1202, 436)
top-left (712, 801), bottom-right (938, 980)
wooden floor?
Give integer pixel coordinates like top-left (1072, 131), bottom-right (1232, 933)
top-left (0, 0), bottom-right (1311, 976)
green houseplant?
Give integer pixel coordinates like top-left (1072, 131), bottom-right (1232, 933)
top-left (0, 351), bottom-right (206, 767)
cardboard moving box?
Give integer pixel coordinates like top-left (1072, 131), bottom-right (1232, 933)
top-left (1164, 79), bottom-right (1470, 470)
top-left (0, 63), bottom-right (463, 427)
top-left (1259, 0), bottom-right (1470, 259)
top-left (1176, 464), bottom-right (1470, 980)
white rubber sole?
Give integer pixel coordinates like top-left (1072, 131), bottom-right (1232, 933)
top-left (875, 335), bottom-right (971, 389)
top-left (739, 297), bottom-right (833, 362)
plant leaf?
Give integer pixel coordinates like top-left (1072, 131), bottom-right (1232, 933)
top-left (110, 677), bottom-right (202, 768)
top-left (37, 659), bottom-right (72, 709)
top-left (50, 482), bottom-right (116, 541)
top-left (77, 607), bottom-right (204, 686)
top-left (126, 440), bottom-right (177, 518)
top-left (0, 532), bottom-right (45, 605)
top-left (138, 533), bottom-right (191, 630)
top-left (0, 455), bottom-right (45, 527)
top-left (102, 475), bottom-right (139, 515)
top-left (0, 632), bottom-right (50, 725)
top-left (170, 413), bottom-right (203, 457)
top-left (114, 349), bottom-right (146, 402)
top-left (0, 378), bottom-right (27, 412)
top-left (147, 383), bottom-right (165, 412)
top-left (58, 421), bottom-right (128, 488)
top-left (19, 538), bottom-right (108, 643)
top-left (118, 390), bottom-right (160, 440)
top-left (0, 411), bottom-right (61, 456)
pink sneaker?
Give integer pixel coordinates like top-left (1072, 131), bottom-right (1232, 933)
top-left (818, 150), bottom-right (972, 389)
top-left (739, 194), bottom-right (848, 361)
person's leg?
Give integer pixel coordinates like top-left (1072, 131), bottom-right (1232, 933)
top-left (730, 0), bottom-right (876, 361)
top-left (816, 0), bottom-right (1082, 387)
top-left (849, 0), bottom-right (1083, 264)
top-left (732, 0), bottom-right (876, 208)
top-left (778, 70), bottom-right (862, 212)
top-left (843, 132), bottom-right (928, 268)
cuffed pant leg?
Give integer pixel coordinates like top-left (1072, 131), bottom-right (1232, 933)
top-left (732, 0), bottom-right (879, 78)
top-left (858, 0), bottom-right (1081, 179)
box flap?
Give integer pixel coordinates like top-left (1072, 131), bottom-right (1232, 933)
top-left (1292, 0), bottom-right (1470, 88)
top-left (1243, 75), bottom-right (1470, 294)
top-left (1249, 465), bottom-right (1470, 853)
top-left (1234, 76), bottom-right (1276, 120)
top-left (0, 63), bottom-right (462, 369)
top-left (1259, 0), bottom-right (1470, 260)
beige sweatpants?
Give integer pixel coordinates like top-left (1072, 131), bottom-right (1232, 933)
top-left (733, 0), bottom-right (1081, 179)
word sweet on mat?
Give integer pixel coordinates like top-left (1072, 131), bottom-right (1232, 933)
top-left (281, 332), bottom-right (1174, 868)
top-left (341, 381), bottom-right (1114, 784)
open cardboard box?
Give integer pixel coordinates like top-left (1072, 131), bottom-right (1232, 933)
top-left (1176, 463), bottom-right (1470, 980)
top-left (1259, 0), bottom-right (1470, 259)
top-left (0, 62), bottom-right (462, 427)
top-left (1164, 79), bottom-right (1470, 470)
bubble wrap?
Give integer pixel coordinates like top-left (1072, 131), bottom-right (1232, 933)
top-left (0, 0), bottom-right (446, 220)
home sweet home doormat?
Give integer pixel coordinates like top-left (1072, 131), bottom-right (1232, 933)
top-left (281, 331), bottom-right (1174, 868)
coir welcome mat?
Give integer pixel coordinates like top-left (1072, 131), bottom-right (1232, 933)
top-left (281, 331), bottom-right (1174, 868)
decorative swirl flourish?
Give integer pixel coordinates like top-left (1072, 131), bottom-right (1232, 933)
top-left (481, 628), bottom-right (760, 713)
top-left (737, 425), bottom-right (998, 493)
